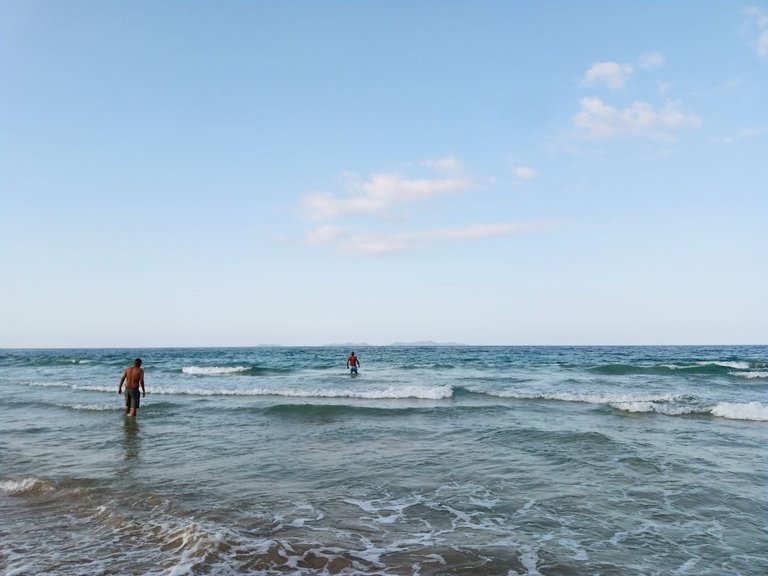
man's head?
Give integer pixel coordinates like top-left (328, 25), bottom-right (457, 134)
top-left (134, 358), bottom-right (142, 366)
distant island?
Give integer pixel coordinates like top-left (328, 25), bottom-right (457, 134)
top-left (389, 340), bottom-right (466, 347)
top-left (325, 341), bottom-right (466, 347)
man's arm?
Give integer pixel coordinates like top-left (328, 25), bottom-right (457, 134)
top-left (140, 369), bottom-right (146, 397)
top-left (118, 370), bottom-right (127, 393)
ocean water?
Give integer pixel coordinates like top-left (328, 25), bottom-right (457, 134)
top-left (1, 345), bottom-right (766, 576)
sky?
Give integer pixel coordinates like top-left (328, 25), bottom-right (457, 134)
top-left (1, 1), bottom-right (767, 347)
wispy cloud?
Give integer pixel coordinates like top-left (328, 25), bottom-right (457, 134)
top-left (638, 52), bottom-right (665, 69)
top-left (307, 221), bottom-right (555, 254)
top-left (300, 157), bottom-right (554, 255)
top-left (581, 61), bottom-right (634, 91)
top-left (419, 154), bottom-right (464, 175)
top-left (514, 166), bottom-right (538, 180)
top-left (300, 158), bottom-right (472, 220)
top-left (581, 53), bottom-right (665, 91)
top-left (713, 126), bottom-right (768, 143)
top-left (306, 225), bottom-right (343, 245)
top-left (573, 97), bottom-right (701, 140)
top-left (745, 6), bottom-right (768, 58)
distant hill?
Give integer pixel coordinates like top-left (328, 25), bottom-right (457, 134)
top-left (324, 341), bottom-right (465, 347)
top-left (389, 341), bottom-right (466, 347)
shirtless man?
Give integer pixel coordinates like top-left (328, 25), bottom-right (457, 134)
top-left (118, 358), bottom-right (145, 417)
top-left (346, 351), bottom-right (360, 376)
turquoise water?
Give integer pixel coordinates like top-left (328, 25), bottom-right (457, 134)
top-left (1, 346), bottom-right (766, 575)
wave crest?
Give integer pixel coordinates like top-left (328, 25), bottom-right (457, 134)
top-left (486, 390), bottom-right (681, 405)
top-left (0, 478), bottom-right (53, 495)
top-left (181, 366), bottom-right (250, 375)
top-left (728, 371), bottom-right (768, 379)
top-left (710, 401), bottom-right (768, 421)
top-left (164, 384), bottom-right (454, 400)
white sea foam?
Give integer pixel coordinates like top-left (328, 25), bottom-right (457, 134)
top-left (27, 381), bottom-right (70, 388)
top-left (489, 390), bottom-right (679, 405)
top-left (0, 478), bottom-right (52, 495)
top-left (609, 399), bottom-right (768, 420)
top-left (697, 361), bottom-right (750, 370)
top-left (142, 384), bottom-right (454, 400)
top-left (728, 371), bottom-right (768, 379)
top-left (609, 402), bottom-right (698, 416)
top-left (32, 381), bottom-right (452, 400)
top-left (518, 547), bottom-right (544, 576)
top-left (661, 361), bottom-right (752, 370)
top-left (76, 506), bottom-right (247, 576)
top-left (34, 382), bottom-right (118, 394)
top-left (558, 538), bottom-right (588, 561)
top-left (344, 495), bottom-right (427, 527)
top-left (57, 403), bottom-right (118, 412)
top-left (339, 385), bottom-right (453, 400)
top-left (469, 496), bottom-right (499, 509)
top-left (484, 389), bottom-right (727, 418)
top-left (424, 554), bottom-right (446, 565)
top-left (73, 384), bottom-right (116, 392)
top-left (345, 498), bottom-right (380, 513)
top-left (710, 401), bottom-right (768, 421)
top-left (181, 366), bottom-right (250, 375)
top-left (609, 401), bottom-right (655, 413)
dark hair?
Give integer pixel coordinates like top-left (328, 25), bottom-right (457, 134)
top-left (134, 358), bottom-right (142, 365)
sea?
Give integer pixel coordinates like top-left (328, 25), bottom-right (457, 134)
top-left (1, 345), bottom-right (766, 576)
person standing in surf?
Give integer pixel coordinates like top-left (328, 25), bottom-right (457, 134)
top-left (346, 351), bottom-right (360, 376)
top-left (118, 358), bottom-right (145, 417)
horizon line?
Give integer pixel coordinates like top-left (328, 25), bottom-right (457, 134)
top-left (1, 343), bottom-right (765, 350)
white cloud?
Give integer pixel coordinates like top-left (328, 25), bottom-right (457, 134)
top-left (298, 158), bottom-right (555, 256)
top-left (514, 166), bottom-right (538, 180)
top-left (657, 82), bottom-right (672, 96)
top-left (581, 53), bottom-right (665, 91)
top-left (323, 222), bottom-right (554, 255)
top-left (420, 154), bottom-right (464, 175)
top-left (300, 159), bottom-right (472, 220)
top-left (715, 126), bottom-right (768, 143)
top-left (719, 78), bottom-right (743, 92)
top-left (573, 97), bottom-right (701, 140)
top-left (761, 31), bottom-right (768, 58)
top-left (306, 225), bottom-right (343, 245)
top-left (638, 52), bottom-right (665, 69)
top-left (745, 6), bottom-right (768, 58)
top-left (581, 61), bottom-right (634, 91)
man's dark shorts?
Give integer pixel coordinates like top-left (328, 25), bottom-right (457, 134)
top-left (124, 389), bottom-right (141, 410)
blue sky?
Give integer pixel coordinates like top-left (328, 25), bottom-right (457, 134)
top-left (1, 1), bottom-right (766, 347)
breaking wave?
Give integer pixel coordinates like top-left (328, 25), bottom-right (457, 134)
top-left (590, 360), bottom-right (762, 377)
top-left (181, 366), bottom-right (251, 375)
top-left (0, 477), bottom-right (53, 496)
top-left (163, 384), bottom-right (455, 400)
top-left (484, 389), bottom-right (683, 405)
top-left (728, 371), bottom-right (768, 379)
top-left (710, 401), bottom-right (768, 421)
top-left (180, 366), bottom-right (292, 376)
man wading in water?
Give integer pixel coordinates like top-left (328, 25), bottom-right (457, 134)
top-left (118, 358), bottom-right (146, 417)
top-left (346, 351), bottom-right (360, 376)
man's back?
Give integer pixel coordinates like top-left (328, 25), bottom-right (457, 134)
top-left (123, 366), bottom-right (144, 389)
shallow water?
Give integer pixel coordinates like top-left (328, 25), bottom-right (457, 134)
top-left (1, 346), bottom-right (767, 575)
